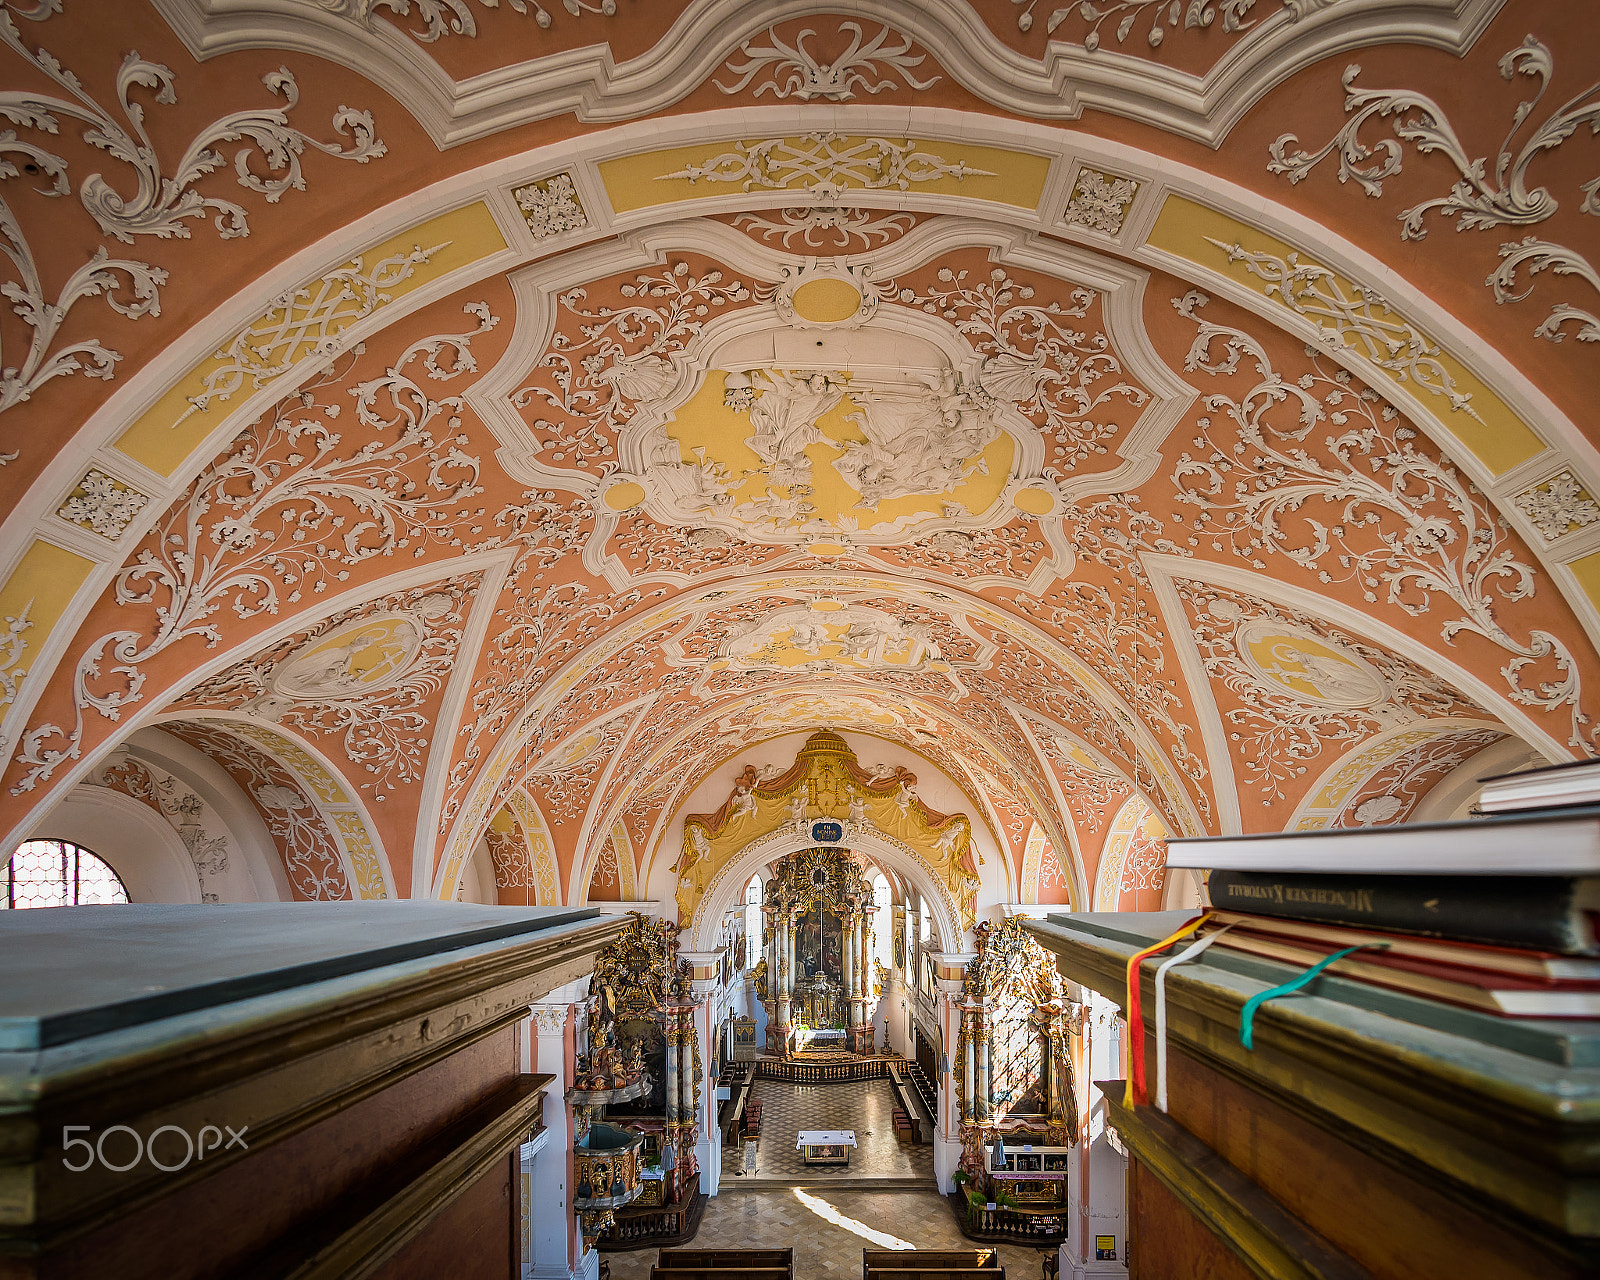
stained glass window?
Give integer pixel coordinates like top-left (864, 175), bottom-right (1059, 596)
top-left (2, 840), bottom-right (130, 909)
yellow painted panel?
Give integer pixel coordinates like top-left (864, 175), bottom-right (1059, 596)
top-left (114, 201), bottom-right (509, 477)
top-left (792, 278), bottom-right (863, 323)
top-left (0, 540), bottom-right (96, 708)
top-left (1568, 550), bottom-right (1600, 617)
top-left (604, 481), bottom-right (647, 511)
top-left (600, 136), bottom-right (1049, 213)
top-left (1147, 195), bottom-right (1544, 476)
top-left (1013, 486), bottom-right (1055, 515)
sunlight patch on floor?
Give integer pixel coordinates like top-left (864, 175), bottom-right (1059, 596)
top-left (792, 1188), bottom-right (915, 1250)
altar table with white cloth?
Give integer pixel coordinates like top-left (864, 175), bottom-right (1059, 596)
top-left (796, 1130), bottom-right (856, 1166)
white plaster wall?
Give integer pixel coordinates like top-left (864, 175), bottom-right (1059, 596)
top-left (1066, 992), bottom-right (1129, 1279)
top-left (23, 784), bottom-right (200, 905)
top-left (129, 728), bottom-right (290, 901)
top-left (457, 835), bottom-right (500, 904)
top-left (1410, 734), bottom-right (1546, 824)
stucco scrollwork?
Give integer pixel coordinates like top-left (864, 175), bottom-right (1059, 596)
top-left (1489, 239), bottom-right (1600, 345)
top-left (1201, 239), bottom-right (1482, 418)
top-left (1179, 579), bottom-right (1482, 799)
top-left (731, 207), bottom-right (915, 250)
top-left (178, 241), bottom-right (449, 427)
top-left (0, 18), bottom-right (385, 244)
top-left (714, 22), bottom-right (940, 102)
top-left (100, 750), bottom-right (231, 901)
top-left (0, 226), bottom-right (164, 421)
top-left (1169, 291), bottom-right (1595, 752)
top-left (888, 265), bottom-right (1148, 470)
top-left (0, 10), bottom-right (386, 418)
top-left (1013, 0), bottom-right (1268, 51)
top-left (176, 580), bottom-right (476, 792)
top-left (312, 0), bottom-right (615, 43)
top-left (512, 260), bottom-right (752, 469)
top-left (0, 604), bottom-right (30, 737)
top-left (163, 719), bottom-right (352, 899)
top-left (12, 305), bottom-right (494, 795)
top-left (1267, 35), bottom-right (1600, 344)
top-left (658, 133), bottom-right (995, 192)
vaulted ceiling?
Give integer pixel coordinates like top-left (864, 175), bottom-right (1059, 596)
top-left (3, 0), bottom-right (1596, 915)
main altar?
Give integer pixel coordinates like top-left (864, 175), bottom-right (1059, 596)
top-left (763, 846), bottom-right (877, 1061)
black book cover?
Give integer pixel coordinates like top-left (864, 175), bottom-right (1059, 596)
top-left (1206, 869), bottom-right (1600, 956)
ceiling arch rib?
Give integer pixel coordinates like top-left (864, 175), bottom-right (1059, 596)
top-left (9, 107), bottom-right (1587, 761)
top-left (588, 695), bottom-right (1040, 900)
top-left (442, 566), bottom-right (1207, 900)
top-left (2, 1), bottom-right (1596, 935)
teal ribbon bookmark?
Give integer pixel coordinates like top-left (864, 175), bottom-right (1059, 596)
top-left (1239, 945), bottom-right (1371, 1050)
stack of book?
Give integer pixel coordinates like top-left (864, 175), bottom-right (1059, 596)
top-left (1165, 759), bottom-right (1600, 1019)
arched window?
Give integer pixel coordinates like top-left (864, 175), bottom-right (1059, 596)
top-left (871, 872), bottom-right (892, 971)
top-left (743, 874), bottom-right (762, 970)
top-left (3, 840), bottom-right (130, 909)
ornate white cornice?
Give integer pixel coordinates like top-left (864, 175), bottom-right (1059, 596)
top-left (153, 0), bottom-right (1505, 150)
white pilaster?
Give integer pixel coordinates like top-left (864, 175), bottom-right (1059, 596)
top-left (1066, 993), bottom-right (1128, 1279)
top-left (527, 979), bottom-right (592, 1280)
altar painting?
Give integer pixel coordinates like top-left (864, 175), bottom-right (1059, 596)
top-left (796, 906), bottom-right (843, 986)
top-left (992, 981), bottom-right (1048, 1117)
top-left (795, 905), bottom-right (845, 1027)
top-left (606, 1016), bottom-right (667, 1118)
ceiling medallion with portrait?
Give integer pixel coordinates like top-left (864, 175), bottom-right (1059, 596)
top-left (1234, 620), bottom-right (1390, 711)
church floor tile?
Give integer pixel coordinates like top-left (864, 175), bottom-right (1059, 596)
top-left (726, 1077), bottom-right (933, 1183)
top-left (603, 1189), bottom-right (1053, 1280)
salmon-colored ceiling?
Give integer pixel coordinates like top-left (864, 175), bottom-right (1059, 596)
top-left (3, 0), bottom-right (1596, 912)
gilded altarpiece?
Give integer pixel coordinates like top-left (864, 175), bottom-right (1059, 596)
top-left (954, 917), bottom-right (1078, 1240)
top-left (678, 730), bottom-right (982, 936)
top-left (577, 912), bottom-right (704, 1247)
top-left (761, 846), bottom-right (877, 1054)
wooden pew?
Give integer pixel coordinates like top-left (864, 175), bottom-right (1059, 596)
top-left (652, 1268), bottom-right (790, 1280)
top-left (885, 1061), bottom-right (933, 1143)
top-left (659, 1249), bottom-right (792, 1270)
top-left (719, 1082), bottom-right (748, 1146)
top-left (863, 1249), bottom-right (1000, 1279)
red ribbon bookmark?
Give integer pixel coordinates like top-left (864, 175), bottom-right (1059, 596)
top-left (1123, 912), bottom-right (1210, 1109)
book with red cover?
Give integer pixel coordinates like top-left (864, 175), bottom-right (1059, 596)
top-left (1208, 911), bottom-right (1600, 982)
top-left (1207, 925), bottom-right (1600, 1018)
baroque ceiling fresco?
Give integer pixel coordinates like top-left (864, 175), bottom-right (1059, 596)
top-left (2, 0), bottom-right (1596, 923)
